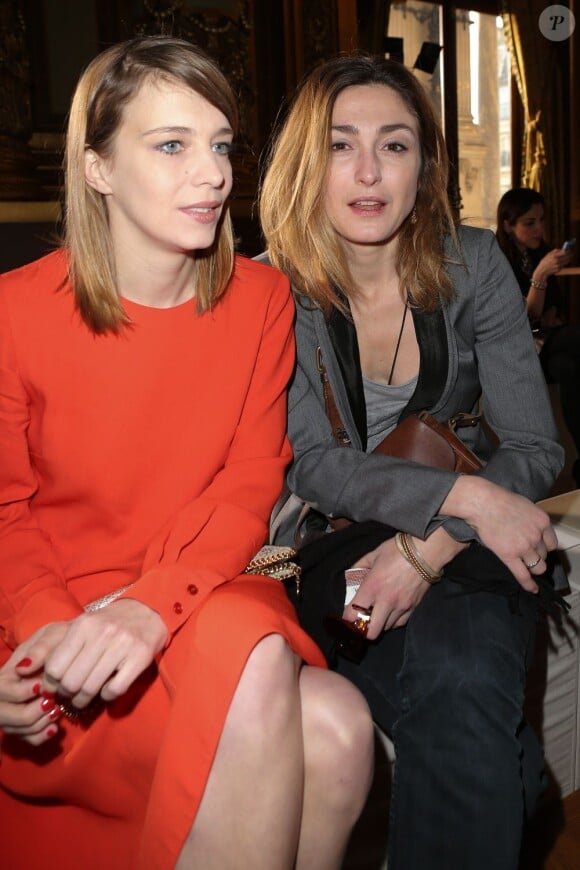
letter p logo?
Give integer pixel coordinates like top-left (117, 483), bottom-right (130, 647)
top-left (539, 6), bottom-right (576, 41)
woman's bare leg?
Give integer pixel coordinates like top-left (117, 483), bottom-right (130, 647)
top-left (176, 634), bottom-right (304, 869)
top-left (296, 666), bottom-right (374, 870)
top-left (176, 634), bottom-right (373, 869)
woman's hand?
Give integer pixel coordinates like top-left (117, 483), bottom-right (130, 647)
top-left (533, 246), bottom-right (574, 286)
top-left (442, 476), bottom-right (558, 590)
top-left (0, 600), bottom-right (167, 748)
top-left (0, 643), bottom-right (65, 747)
top-left (343, 528), bottom-right (465, 638)
top-left (344, 538), bottom-right (427, 637)
top-left (37, 599), bottom-right (168, 709)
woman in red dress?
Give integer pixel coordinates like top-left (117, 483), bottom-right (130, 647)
top-left (0, 36), bottom-right (373, 869)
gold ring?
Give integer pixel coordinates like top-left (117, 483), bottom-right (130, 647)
top-left (351, 605), bottom-right (373, 636)
top-left (57, 696), bottom-right (103, 722)
top-left (525, 556), bottom-right (541, 569)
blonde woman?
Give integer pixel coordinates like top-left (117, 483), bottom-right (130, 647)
top-left (260, 54), bottom-right (563, 870)
top-left (0, 37), bottom-right (373, 870)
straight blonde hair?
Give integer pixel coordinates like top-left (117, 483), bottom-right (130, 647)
top-left (259, 54), bottom-right (458, 314)
top-left (64, 36), bottom-right (238, 334)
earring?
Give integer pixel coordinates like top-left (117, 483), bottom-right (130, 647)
top-left (410, 206), bottom-right (417, 225)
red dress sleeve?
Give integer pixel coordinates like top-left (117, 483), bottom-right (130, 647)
top-left (0, 278), bottom-right (83, 652)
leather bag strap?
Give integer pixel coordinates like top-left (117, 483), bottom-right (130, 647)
top-left (316, 346), bottom-right (351, 446)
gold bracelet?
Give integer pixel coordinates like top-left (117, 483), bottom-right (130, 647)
top-left (395, 532), bottom-right (443, 585)
top-left (529, 278), bottom-right (547, 291)
top-left (57, 696), bottom-right (103, 722)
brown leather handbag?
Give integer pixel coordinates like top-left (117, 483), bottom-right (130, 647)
top-left (317, 346), bottom-right (483, 474)
top-left (372, 409), bottom-right (483, 474)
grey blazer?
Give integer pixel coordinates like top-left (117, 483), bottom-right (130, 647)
top-left (261, 226), bottom-right (564, 545)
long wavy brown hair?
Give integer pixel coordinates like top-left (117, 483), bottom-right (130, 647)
top-left (64, 35), bottom-right (238, 334)
top-left (259, 54), bottom-right (459, 314)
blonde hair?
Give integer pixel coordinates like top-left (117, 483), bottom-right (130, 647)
top-left (259, 54), bottom-right (458, 314)
top-left (64, 35), bottom-right (238, 334)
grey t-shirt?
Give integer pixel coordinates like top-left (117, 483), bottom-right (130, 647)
top-left (363, 374), bottom-right (418, 452)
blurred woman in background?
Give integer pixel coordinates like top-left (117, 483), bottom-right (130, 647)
top-left (497, 186), bottom-right (580, 486)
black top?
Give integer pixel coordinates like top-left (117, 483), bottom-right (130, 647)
top-left (509, 242), bottom-right (563, 317)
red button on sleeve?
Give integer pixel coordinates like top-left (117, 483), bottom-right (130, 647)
top-left (173, 602), bottom-right (183, 614)
top-left (187, 584), bottom-right (198, 595)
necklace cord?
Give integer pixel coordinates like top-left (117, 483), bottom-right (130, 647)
top-left (387, 303), bottom-right (408, 386)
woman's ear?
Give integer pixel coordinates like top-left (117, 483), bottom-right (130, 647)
top-left (85, 148), bottom-right (112, 195)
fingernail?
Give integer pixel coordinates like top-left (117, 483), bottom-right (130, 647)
top-left (46, 727), bottom-right (58, 738)
top-left (32, 683), bottom-right (42, 695)
top-left (48, 706), bottom-right (61, 721)
top-left (16, 657), bottom-right (32, 668)
top-left (41, 697), bottom-right (55, 712)
top-left (41, 691), bottom-right (55, 700)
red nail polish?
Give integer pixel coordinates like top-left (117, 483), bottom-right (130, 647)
top-left (46, 727), bottom-right (58, 738)
top-left (41, 691), bottom-right (55, 700)
top-left (48, 706), bottom-right (61, 721)
top-left (32, 683), bottom-right (41, 695)
top-left (16, 657), bottom-right (32, 668)
top-left (41, 697), bottom-right (55, 712)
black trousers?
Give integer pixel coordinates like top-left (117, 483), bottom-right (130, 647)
top-left (295, 524), bottom-right (543, 870)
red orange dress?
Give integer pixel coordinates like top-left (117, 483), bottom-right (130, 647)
top-left (0, 250), bottom-right (324, 869)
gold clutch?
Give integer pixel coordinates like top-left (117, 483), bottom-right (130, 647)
top-left (244, 545), bottom-right (301, 594)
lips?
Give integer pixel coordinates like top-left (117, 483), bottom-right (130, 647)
top-left (348, 198), bottom-right (386, 214)
top-left (181, 201), bottom-right (222, 211)
top-left (349, 198), bottom-right (385, 206)
top-left (179, 201), bottom-right (223, 223)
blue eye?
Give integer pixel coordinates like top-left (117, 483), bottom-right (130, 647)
top-left (158, 141), bottom-right (183, 155)
top-left (212, 141), bottom-right (233, 156)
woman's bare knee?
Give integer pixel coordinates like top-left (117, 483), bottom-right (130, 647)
top-left (300, 668), bottom-right (374, 814)
top-left (229, 634), bottom-right (301, 740)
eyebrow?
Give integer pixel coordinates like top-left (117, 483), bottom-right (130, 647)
top-left (141, 125), bottom-right (234, 138)
top-left (331, 123), bottom-right (415, 135)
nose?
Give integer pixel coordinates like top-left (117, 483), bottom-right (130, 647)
top-left (355, 148), bottom-right (381, 185)
top-left (187, 149), bottom-right (228, 190)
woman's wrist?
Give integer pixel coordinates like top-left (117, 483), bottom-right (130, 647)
top-left (423, 525), bottom-right (467, 563)
top-left (529, 277), bottom-right (546, 291)
top-left (440, 474), bottom-right (492, 531)
top-left (395, 532), bottom-right (443, 584)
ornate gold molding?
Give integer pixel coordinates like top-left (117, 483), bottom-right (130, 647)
top-left (0, 201), bottom-right (60, 223)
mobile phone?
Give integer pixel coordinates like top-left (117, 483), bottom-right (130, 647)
top-left (344, 566), bottom-right (369, 605)
top-left (562, 238), bottom-right (576, 252)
